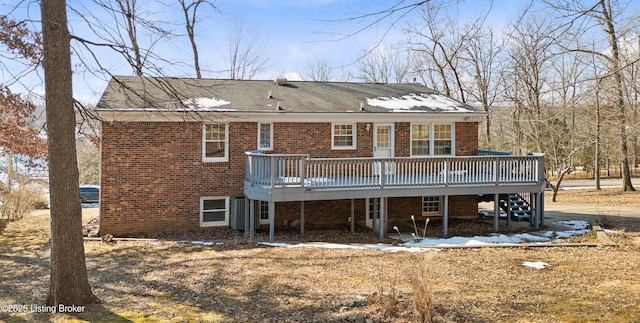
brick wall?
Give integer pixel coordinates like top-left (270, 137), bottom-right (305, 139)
top-left (455, 122), bottom-right (478, 156)
top-left (272, 122), bottom-right (373, 158)
top-left (271, 195), bottom-right (477, 229)
top-left (100, 120), bottom-right (479, 236)
top-left (100, 121), bottom-right (255, 235)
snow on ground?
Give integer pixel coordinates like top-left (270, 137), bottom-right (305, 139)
top-left (259, 220), bottom-right (591, 253)
top-left (522, 261), bottom-right (550, 270)
top-left (260, 242), bottom-right (440, 253)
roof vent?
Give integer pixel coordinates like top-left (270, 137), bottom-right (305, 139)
top-left (275, 78), bottom-right (287, 86)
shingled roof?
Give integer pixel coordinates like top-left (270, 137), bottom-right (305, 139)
top-left (96, 76), bottom-right (482, 114)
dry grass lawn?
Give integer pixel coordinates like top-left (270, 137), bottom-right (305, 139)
top-left (1, 188), bottom-right (640, 322)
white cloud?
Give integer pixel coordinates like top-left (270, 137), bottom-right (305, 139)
top-left (283, 72), bottom-right (303, 81)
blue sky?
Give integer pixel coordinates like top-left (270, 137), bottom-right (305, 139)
top-left (1, 0), bottom-right (527, 105)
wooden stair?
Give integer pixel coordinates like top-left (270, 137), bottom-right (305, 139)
top-left (505, 193), bottom-right (531, 221)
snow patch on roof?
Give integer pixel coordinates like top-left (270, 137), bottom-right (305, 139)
top-left (366, 93), bottom-right (473, 112)
top-left (182, 97), bottom-right (233, 111)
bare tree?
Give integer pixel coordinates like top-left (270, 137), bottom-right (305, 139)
top-left (178, 0), bottom-right (219, 79)
top-left (356, 44), bottom-right (411, 83)
top-left (40, 0), bottom-right (98, 305)
top-left (545, 0), bottom-right (636, 191)
top-left (71, 0), bottom-right (174, 77)
top-left (463, 24), bottom-right (502, 143)
top-left (304, 59), bottom-right (333, 81)
top-left (228, 19), bottom-right (269, 80)
top-left (501, 15), bottom-right (559, 154)
top-left (77, 136), bottom-right (101, 185)
top-left (407, 4), bottom-right (473, 101)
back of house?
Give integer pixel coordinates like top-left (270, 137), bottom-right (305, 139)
top-left (96, 76), bottom-right (545, 239)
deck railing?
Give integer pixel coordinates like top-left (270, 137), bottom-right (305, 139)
top-left (245, 152), bottom-right (545, 190)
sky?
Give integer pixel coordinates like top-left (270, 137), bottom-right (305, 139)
top-left (1, 0), bottom-right (528, 106)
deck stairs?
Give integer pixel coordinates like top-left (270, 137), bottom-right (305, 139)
top-left (503, 193), bottom-right (531, 221)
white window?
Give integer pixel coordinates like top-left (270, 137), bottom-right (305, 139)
top-left (203, 123), bottom-right (229, 162)
top-left (259, 201), bottom-right (269, 224)
top-left (422, 196), bottom-right (443, 216)
top-left (258, 123), bottom-right (273, 150)
top-left (332, 123), bottom-right (356, 150)
top-left (411, 124), bottom-right (430, 156)
top-left (200, 196), bottom-right (229, 227)
top-left (433, 124), bottom-right (452, 155)
top-left (411, 123), bottom-right (454, 156)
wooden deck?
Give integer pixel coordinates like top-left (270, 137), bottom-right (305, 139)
top-left (244, 152), bottom-right (546, 201)
top-left (243, 152), bottom-right (547, 242)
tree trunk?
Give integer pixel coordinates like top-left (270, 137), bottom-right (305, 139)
top-left (600, 0), bottom-right (635, 191)
top-left (551, 167), bottom-right (572, 202)
top-left (595, 83), bottom-right (601, 190)
top-left (41, 0), bottom-right (98, 305)
top-left (6, 150), bottom-right (12, 193)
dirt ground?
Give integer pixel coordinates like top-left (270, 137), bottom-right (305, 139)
top-left (1, 188), bottom-right (640, 322)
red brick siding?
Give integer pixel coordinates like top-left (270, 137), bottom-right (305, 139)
top-left (455, 122), bottom-right (478, 156)
top-left (393, 122), bottom-right (409, 157)
top-left (261, 196), bottom-right (477, 227)
top-left (385, 196), bottom-right (477, 221)
top-left (100, 120), bottom-right (479, 235)
top-left (272, 122), bottom-right (373, 157)
top-left (274, 200), bottom-right (366, 225)
top-left (100, 122), bottom-right (255, 235)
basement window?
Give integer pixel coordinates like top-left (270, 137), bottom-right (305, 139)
top-left (422, 196), bottom-right (443, 216)
top-left (259, 201), bottom-right (269, 224)
top-left (200, 196), bottom-right (229, 227)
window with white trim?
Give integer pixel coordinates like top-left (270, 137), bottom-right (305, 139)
top-left (259, 201), bottom-right (269, 224)
top-left (411, 123), bottom-right (454, 156)
top-left (203, 123), bottom-right (229, 162)
top-left (332, 123), bottom-right (356, 149)
top-left (258, 123), bottom-right (273, 150)
top-left (422, 196), bottom-right (443, 216)
top-left (200, 196), bottom-right (229, 227)
top-left (433, 124), bottom-right (452, 155)
top-left (411, 124), bottom-right (430, 156)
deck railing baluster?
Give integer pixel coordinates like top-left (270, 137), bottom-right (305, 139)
top-left (245, 152), bottom-right (544, 191)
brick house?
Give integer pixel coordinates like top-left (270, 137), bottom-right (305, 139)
top-left (96, 76), bottom-right (546, 241)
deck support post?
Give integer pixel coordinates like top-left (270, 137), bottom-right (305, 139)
top-left (350, 199), bottom-right (355, 233)
top-left (249, 198), bottom-right (255, 242)
top-left (269, 200), bottom-right (275, 242)
top-left (493, 194), bottom-right (499, 233)
top-left (443, 195), bottom-right (449, 238)
top-left (529, 192), bottom-right (535, 228)
top-left (506, 194), bottom-right (510, 227)
top-left (371, 199), bottom-right (376, 236)
top-left (540, 191), bottom-right (545, 227)
top-left (300, 200), bottom-right (305, 237)
top-left (529, 193), bottom-right (540, 230)
top-left (244, 197), bottom-right (250, 236)
top-left (378, 197), bottom-right (386, 242)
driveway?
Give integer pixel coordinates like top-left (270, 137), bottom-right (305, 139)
top-left (556, 177), bottom-right (640, 188)
top-left (545, 203), bottom-right (640, 225)
top-left (546, 177), bottom-right (640, 225)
